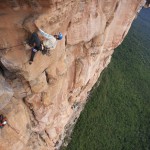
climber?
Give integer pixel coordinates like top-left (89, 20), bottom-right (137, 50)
top-left (28, 26), bottom-right (63, 64)
top-left (0, 114), bottom-right (7, 128)
top-left (28, 32), bottom-right (42, 64)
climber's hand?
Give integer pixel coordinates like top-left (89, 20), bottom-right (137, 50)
top-left (32, 48), bottom-right (37, 52)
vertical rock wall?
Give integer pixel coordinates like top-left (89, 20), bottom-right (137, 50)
top-left (0, 0), bottom-right (145, 149)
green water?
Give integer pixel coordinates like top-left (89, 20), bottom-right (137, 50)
top-left (66, 8), bottom-right (150, 150)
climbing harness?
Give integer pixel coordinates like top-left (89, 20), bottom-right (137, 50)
top-left (41, 46), bottom-right (51, 56)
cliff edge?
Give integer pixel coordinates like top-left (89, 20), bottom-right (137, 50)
top-left (0, 0), bottom-right (146, 150)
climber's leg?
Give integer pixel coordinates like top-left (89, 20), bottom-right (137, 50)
top-left (29, 32), bottom-right (38, 46)
top-left (29, 48), bottom-right (37, 64)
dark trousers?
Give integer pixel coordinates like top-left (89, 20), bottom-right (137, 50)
top-left (29, 49), bottom-right (37, 62)
top-left (29, 32), bottom-right (41, 62)
top-left (29, 32), bottom-right (41, 48)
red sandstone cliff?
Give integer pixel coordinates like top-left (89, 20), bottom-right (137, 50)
top-left (0, 0), bottom-right (146, 150)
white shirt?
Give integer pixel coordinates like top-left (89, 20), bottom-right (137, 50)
top-left (39, 28), bottom-right (57, 49)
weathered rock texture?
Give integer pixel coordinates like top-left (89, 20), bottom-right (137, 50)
top-left (0, 0), bottom-right (146, 149)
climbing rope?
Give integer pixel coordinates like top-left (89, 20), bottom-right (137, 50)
top-left (0, 43), bottom-right (24, 51)
top-left (7, 122), bottom-right (26, 145)
top-left (7, 122), bottom-right (20, 134)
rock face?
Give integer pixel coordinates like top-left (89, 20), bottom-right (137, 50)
top-left (0, 73), bottom-right (13, 110)
top-left (0, 0), bottom-right (146, 149)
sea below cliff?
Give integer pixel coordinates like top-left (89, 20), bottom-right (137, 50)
top-left (65, 8), bottom-right (150, 150)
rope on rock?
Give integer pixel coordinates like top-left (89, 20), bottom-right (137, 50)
top-left (0, 43), bottom-right (24, 51)
top-left (7, 122), bottom-right (20, 134)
